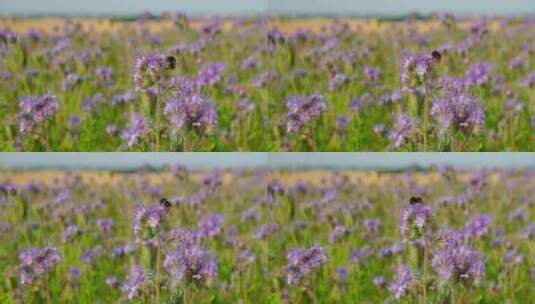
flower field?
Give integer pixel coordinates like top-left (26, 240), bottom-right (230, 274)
top-left (0, 167), bottom-right (533, 302)
top-left (1, 14), bottom-right (534, 151)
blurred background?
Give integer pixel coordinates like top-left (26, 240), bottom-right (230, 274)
top-left (0, 153), bottom-right (533, 170)
top-left (0, 0), bottom-right (533, 16)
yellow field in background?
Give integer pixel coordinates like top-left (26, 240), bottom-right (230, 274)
top-left (0, 17), bottom-right (500, 34)
top-left (0, 170), bottom-right (503, 188)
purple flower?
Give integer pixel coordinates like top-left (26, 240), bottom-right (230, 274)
top-left (164, 91), bottom-right (218, 131)
top-left (112, 91), bottom-right (136, 105)
top-left (431, 234), bottom-right (485, 284)
top-left (400, 198), bottom-right (432, 238)
top-left (96, 218), bottom-right (114, 235)
top-left (286, 246), bottom-right (327, 285)
top-left (387, 264), bottom-right (416, 299)
top-left (105, 276), bottom-right (118, 287)
top-left (81, 245), bottom-right (103, 265)
top-left (251, 70), bottom-right (279, 87)
top-left (236, 249), bottom-right (255, 265)
top-left (61, 224), bottom-right (82, 243)
top-left (335, 267), bottom-right (349, 282)
top-left (464, 62), bottom-right (492, 86)
top-left (68, 115), bottom-right (81, 128)
top-left (336, 115), bottom-right (349, 129)
top-left (329, 72), bottom-right (350, 91)
top-left (464, 214), bottom-right (492, 238)
top-left (400, 52), bottom-right (437, 92)
top-left (364, 66), bottom-right (381, 82)
top-left (431, 86), bottom-right (485, 134)
top-left (253, 223), bottom-right (279, 239)
top-left (363, 218), bottom-right (382, 233)
top-left (18, 93), bottom-right (60, 134)
top-left (61, 72), bottom-right (82, 91)
top-left (19, 246), bottom-right (61, 285)
top-left (328, 225), bottom-right (350, 243)
top-left (133, 52), bottom-right (173, 91)
top-left (121, 265), bottom-right (145, 299)
top-left (121, 113), bottom-right (146, 147)
top-left (95, 66), bottom-right (113, 81)
top-left (373, 276), bottom-right (386, 287)
top-left (388, 113), bottom-right (415, 148)
top-left (350, 246), bottom-right (372, 263)
top-left (68, 267), bottom-right (81, 283)
top-left (197, 61), bottom-right (225, 86)
top-left (197, 214), bottom-right (225, 238)
top-left (133, 204), bottom-right (167, 244)
top-left (241, 56), bottom-right (259, 70)
top-left (520, 70), bottom-right (535, 87)
top-left (521, 223), bottom-right (535, 239)
top-left (350, 93), bottom-right (370, 112)
top-left (163, 242), bottom-right (218, 286)
top-left (286, 94), bottom-right (327, 134)
top-left (508, 56), bottom-right (528, 70)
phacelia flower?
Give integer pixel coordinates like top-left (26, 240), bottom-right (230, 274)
top-left (464, 62), bottom-right (492, 87)
top-left (401, 51), bottom-right (439, 92)
top-left (431, 86), bottom-right (485, 134)
top-left (163, 242), bottom-right (218, 286)
top-left (286, 94), bottom-right (326, 134)
top-left (121, 113), bottom-right (146, 147)
top-left (18, 93), bottom-right (60, 134)
top-left (19, 246), bottom-right (61, 285)
top-left (431, 234), bottom-right (485, 285)
top-left (286, 246), bottom-right (327, 285)
top-left (61, 72), bottom-right (82, 91)
top-left (464, 214), bottom-right (492, 238)
top-left (121, 265), bottom-right (146, 299)
top-left (133, 204), bottom-right (167, 244)
top-left (388, 113), bottom-right (416, 148)
top-left (197, 61), bottom-right (225, 86)
top-left (133, 52), bottom-right (175, 91)
top-left (520, 70), bottom-right (535, 87)
top-left (197, 213), bottom-right (225, 238)
top-left (164, 91), bottom-right (218, 132)
top-left (388, 264), bottom-right (416, 299)
top-left (400, 197), bottom-right (432, 238)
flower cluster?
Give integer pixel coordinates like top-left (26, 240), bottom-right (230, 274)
top-left (133, 204), bottom-right (167, 245)
top-left (19, 246), bottom-right (61, 285)
top-left (120, 113), bottom-right (146, 147)
top-left (387, 264), bottom-right (416, 299)
top-left (388, 113), bottom-right (415, 148)
top-left (18, 94), bottom-right (60, 134)
top-left (285, 94), bottom-right (327, 134)
top-left (431, 86), bottom-right (485, 134)
top-left (286, 245), bottom-right (327, 285)
top-left (121, 265), bottom-right (146, 299)
top-left (164, 90), bottom-right (218, 132)
top-left (399, 197), bottom-right (432, 238)
top-left (431, 232), bottom-right (485, 285)
top-left (163, 241), bottom-right (218, 286)
top-left (133, 53), bottom-right (175, 91)
top-left (400, 51), bottom-right (440, 91)
top-left (197, 61), bottom-right (226, 86)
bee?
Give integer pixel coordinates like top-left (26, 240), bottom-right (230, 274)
top-left (164, 56), bottom-right (176, 70)
top-left (431, 50), bottom-right (442, 63)
top-left (409, 196), bottom-right (423, 205)
top-left (160, 198), bottom-right (172, 211)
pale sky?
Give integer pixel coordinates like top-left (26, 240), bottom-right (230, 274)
top-left (0, 153), bottom-right (533, 170)
top-left (0, 0), bottom-right (533, 16)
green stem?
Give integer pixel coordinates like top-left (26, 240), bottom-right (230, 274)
top-left (423, 82), bottom-right (430, 151)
